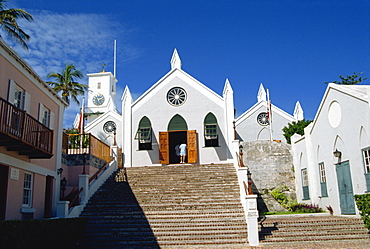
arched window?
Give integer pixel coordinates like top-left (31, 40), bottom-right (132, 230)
top-left (135, 116), bottom-right (152, 150)
top-left (204, 113), bottom-right (219, 147)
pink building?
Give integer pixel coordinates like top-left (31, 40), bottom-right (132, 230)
top-left (0, 38), bottom-right (66, 220)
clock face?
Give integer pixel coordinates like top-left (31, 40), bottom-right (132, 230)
top-left (257, 112), bottom-right (269, 126)
top-left (103, 121), bottom-right (116, 133)
top-left (93, 94), bottom-right (105, 106)
top-left (167, 87), bottom-right (187, 106)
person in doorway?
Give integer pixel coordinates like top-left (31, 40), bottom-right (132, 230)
top-left (179, 141), bottom-right (187, 163)
top-left (174, 144), bottom-right (180, 162)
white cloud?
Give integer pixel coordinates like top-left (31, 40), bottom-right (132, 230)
top-left (3, 10), bottom-right (138, 128)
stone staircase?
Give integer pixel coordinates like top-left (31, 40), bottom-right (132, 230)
top-left (259, 214), bottom-right (369, 243)
top-left (76, 163), bottom-right (370, 248)
top-left (77, 163), bottom-right (248, 248)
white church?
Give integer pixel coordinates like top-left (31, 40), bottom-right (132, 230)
top-left (81, 49), bottom-right (303, 167)
top-left (291, 83), bottom-right (370, 215)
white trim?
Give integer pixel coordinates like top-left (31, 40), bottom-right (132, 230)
top-left (0, 152), bottom-right (56, 177)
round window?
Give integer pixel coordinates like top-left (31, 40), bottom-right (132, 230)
top-left (167, 87), bottom-right (187, 106)
top-left (103, 121), bottom-right (116, 133)
top-left (257, 112), bottom-right (269, 126)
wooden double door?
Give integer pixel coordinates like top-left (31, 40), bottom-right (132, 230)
top-left (159, 130), bottom-right (198, 164)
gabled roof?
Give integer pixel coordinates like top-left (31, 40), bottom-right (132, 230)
top-left (235, 100), bottom-right (295, 125)
top-left (130, 49), bottom-right (224, 108)
top-left (308, 83), bottom-right (370, 134)
top-left (85, 109), bottom-right (122, 131)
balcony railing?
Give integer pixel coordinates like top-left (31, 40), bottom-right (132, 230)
top-left (62, 133), bottom-right (111, 163)
top-left (0, 97), bottom-right (53, 159)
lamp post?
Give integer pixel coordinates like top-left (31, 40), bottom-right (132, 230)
top-left (247, 170), bottom-right (253, 195)
top-left (239, 144), bottom-right (244, 167)
top-left (57, 168), bottom-right (63, 176)
top-left (333, 149), bottom-right (341, 158)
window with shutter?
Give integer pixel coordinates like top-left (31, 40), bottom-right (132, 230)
top-left (135, 116), bottom-right (152, 150)
top-left (301, 168), bottom-right (310, 200)
top-left (204, 113), bottom-right (219, 147)
top-left (318, 162), bottom-right (328, 197)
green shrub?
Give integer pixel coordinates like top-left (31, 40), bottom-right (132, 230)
top-left (289, 203), bottom-right (323, 213)
top-left (270, 186), bottom-right (323, 213)
top-left (0, 218), bottom-right (88, 249)
top-left (354, 193), bottom-right (370, 230)
top-left (270, 186), bottom-right (291, 209)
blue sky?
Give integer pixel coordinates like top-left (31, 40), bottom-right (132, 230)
top-left (4, 0), bottom-right (370, 128)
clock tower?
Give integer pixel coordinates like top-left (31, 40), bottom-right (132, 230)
top-left (86, 71), bottom-right (118, 124)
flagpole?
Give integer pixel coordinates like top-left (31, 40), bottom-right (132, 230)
top-left (113, 39), bottom-right (117, 78)
top-left (267, 89), bottom-right (273, 141)
top-left (79, 97), bottom-right (85, 150)
top-left (81, 97), bottom-right (85, 134)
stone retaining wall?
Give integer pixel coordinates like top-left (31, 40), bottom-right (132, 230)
top-left (241, 140), bottom-right (296, 212)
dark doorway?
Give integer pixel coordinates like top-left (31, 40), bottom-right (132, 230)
top-left (44, 175), bottom-right (54, 218)
top-left (169, 131), bottom-right (187, 164)
top-left (0, 165), bottom-right (8, 220)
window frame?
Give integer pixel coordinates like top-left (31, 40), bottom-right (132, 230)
top-left (204, 113), bottom-right (219, 147)
top-left (301, 168), bottom-right (310, 200)
top-left (362, 147), bottom-right (370, 174)
top-left (22, 172), bottom-right (33, 207)
top-left (135, 116), bottom-right (153, 150)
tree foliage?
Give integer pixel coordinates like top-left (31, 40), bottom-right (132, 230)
top-left (47, 64), bottom-right (87, 106)
top-left (325, 72), bottom-right (367, 85)
top-left (282, 119), bottom-right (312, 144)
top-left (0, 0), bottom-right (33, 50)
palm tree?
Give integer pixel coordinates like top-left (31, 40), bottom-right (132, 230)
top-left (47, 64), bottom-right (88, 106)
top-left (0, 0), bottom-right (33, 50)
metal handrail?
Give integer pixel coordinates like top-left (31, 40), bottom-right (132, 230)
top-left (68, 187), bottom-right (83, 209)
top-left (89, 161), bottom-right (110, 184)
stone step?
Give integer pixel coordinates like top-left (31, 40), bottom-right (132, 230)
top-left (257, 215), bottom-right (370, 244)
top-left (260, 233), bottom-right (370, 243)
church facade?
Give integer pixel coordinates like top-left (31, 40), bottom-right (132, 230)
top-left (122, 50), bottom-right (235, 166)
top-left (83, 49), bottom-right (302, 167)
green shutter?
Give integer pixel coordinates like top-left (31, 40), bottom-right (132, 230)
top-left (320, 182), bottom-right (328, 197)
top-left (204, 113), bottom-right (217, 124)
top-left (366, 173), bottom-right (370, 192)
top-left (139, 116), bottom-right (151, 128)
top-left (168, 114), bottom-right (187, 131)
top-left (135, 117), bottom-right (152, 140)
top-left (302, 186), bottom-right (310, 200)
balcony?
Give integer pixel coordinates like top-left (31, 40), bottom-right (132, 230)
top-left (62, 133), bottom-right (111, 163)
top-left (0, 97), bottom-right (53, 159)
